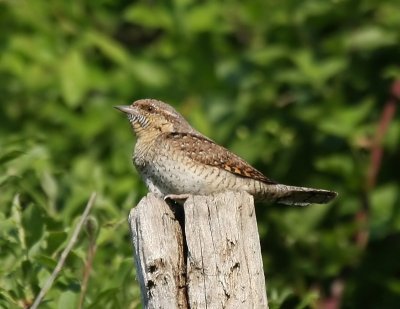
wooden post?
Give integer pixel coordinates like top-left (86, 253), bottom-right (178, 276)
top-left (128, 191), bottom-right (268, 309)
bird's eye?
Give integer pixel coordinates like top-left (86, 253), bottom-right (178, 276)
top-left (146, 106), bottom-right (154, 112)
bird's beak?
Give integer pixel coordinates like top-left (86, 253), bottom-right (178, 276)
top-left (114, 105), bottom-right (134, 114)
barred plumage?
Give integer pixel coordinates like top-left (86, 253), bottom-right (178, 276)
top-left (115, 99), bottom-right (337, 206)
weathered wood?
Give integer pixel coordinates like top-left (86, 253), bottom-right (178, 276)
top-left (128, 191), bottom-right (268, 309)
top-left (184, 192), bottom-right (268, 308)
top-left (128, 194), bottom-right (188, 308)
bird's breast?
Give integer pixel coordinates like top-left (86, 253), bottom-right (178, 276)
top-left (136, 147), bottom-right (248, 196)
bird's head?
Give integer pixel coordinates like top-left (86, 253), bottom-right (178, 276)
top-left (115, 99), bottom-right (195, 138)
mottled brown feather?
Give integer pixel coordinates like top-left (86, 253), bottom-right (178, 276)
top-left (165, 132), bottom-right (277, 184)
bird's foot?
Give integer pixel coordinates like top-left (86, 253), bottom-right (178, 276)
top-left (164, 194), bottom-right (190, 203)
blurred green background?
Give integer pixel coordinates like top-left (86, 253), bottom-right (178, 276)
top-left (1, 0), bottom-right (400, 308)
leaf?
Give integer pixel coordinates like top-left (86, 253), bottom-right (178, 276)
top-left (40, 171), bottom-right (58, 206)
top-left (296, 290), bottom-right (319, 309)
top-left (247, 46), bottom-right (288, 65)
top-left (0, 149), bottom-right (24, 165)
top-left (85, 32), bottom-right (130, 65)
top-left (129, 59), bottom-right (169, 87)
top-left (123, 4), bottom-right (172, 29)
top-left (185, 3), bottom-right (221, 32)
top-left (46, 231), bottom-right (68, 254)
top-left (370, 184), bottom-right (398, 237)
top-left (282, 206), bottom-right (330, 240)
top-left (345, 26), bottom-right (397, 51)
top-left (291, 51), bottom-right (346, 88)
top-left (33, 254), bottom-right (58, 269)
top-left (59, 50), bottom-right (87, 108)
top-left (57, 291), bottom-right (78, 309)
top-left (315, 154), bottom-right (354, 176)
top-left (318, 99), bottom-right (373, 137)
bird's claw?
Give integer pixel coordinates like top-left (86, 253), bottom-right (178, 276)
top-left (164, 194), bottom-right (190, 202)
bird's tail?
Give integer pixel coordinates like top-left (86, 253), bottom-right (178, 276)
top-left (258, 184), bottom-right (338, 206)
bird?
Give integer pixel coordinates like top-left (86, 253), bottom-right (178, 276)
top-left (115, 99), bottom-right (337, 206)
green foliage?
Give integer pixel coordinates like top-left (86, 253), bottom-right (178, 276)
top-left (1, 0), bottom-right (400, 307)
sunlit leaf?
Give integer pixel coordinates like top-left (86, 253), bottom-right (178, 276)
top-left (59, 50), bottom-right (88, 108)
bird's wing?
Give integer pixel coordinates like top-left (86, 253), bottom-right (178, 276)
top-left (164, 132), bottom-right (276, 184)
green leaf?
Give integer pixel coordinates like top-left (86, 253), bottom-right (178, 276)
top-left (315, 154), bottom-right (354, 176)
top-left (129, 59), bottom-right (169, 87)
top-left (57, 290), bottom-right (78, 309)
top-left (185, 3), bottom-right (221, 32)
top-left (345, 26), bottom-right (397, 51)
top-left (34, 254), bottom-right (57, 269)
top-left (370, 184), bottom-right (399, 237)
top-left (318, 99), bottom-right (373, 137)
top-left (123, 4), bottom-right (173, 29)
top-left (59, 50), bottom-right (87, 108)
top-left (85, 32), bottom-right (130, 65)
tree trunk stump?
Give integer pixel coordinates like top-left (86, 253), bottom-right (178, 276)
top-left (128, 191), bottom-right (268, 309)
